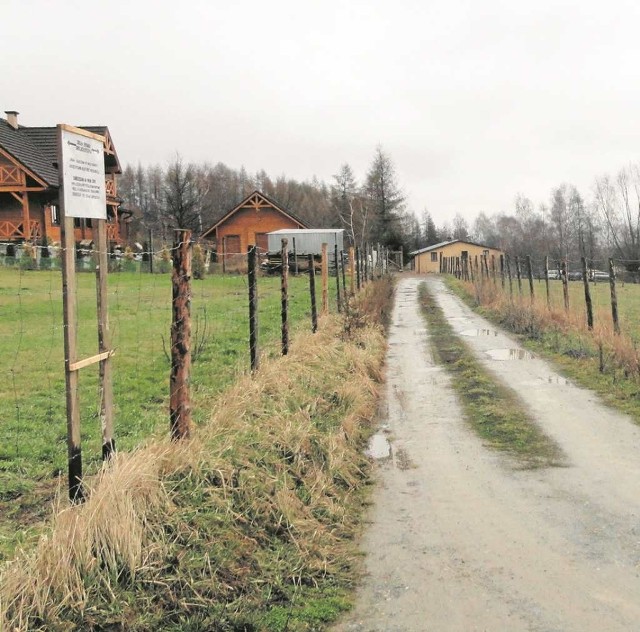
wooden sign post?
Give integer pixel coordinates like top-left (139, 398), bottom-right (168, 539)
top-left (57, 124), bottom-right (114, 503)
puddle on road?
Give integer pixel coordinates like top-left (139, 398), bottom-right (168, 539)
top-left (366, 433), bottom-right (391, 459)
top-left (460, 328), bottom-right (498, 337)
top-left (485, 348), bottom-right (536, 361)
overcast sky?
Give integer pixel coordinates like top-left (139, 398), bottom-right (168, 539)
top-left (3, 0), bottom-right (640, 227)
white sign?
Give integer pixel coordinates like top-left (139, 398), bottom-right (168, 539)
top-left (60, 127), bottom-right (106, 219)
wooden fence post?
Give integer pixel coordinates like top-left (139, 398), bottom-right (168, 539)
top-left (500, 254), bottom-right (505, 289)
top-left (292, 237), bottom-right (298, 275)
top-left (491, 255), bottom-right (496, 284)
top-left (170, 229), bottom-right (192, 441)
top-left (506, 254), bottom-right (513, 300)
top-left (349, 246), bottom-right (355, 294)
top-left (515, 256), bottom-right (523, 295)
top-left (334, 244), bottom-right (341, 313)
top-left (281, 238), bottom-right (289, 355)
top-left (581, 256), bottom-right (593, 329)
top-left (340, 250), bottom-right (347, 306)
top-left (609, 258), bottom-right (620, 334)
top-left (321, 242), bottom-right (329, 313)
top-left (561, 259), bottom-right (570, 312)
top-left (248, 245), bottom-right (259, 372)
top-left (148, 228), bottom-right (154, 274)
top-left (95, 220), bottom-right (115, 460)
top-left (544, 256), bottom-right (550, 308)
top-left (308, 253), bottom-right (318, 333)
top-left (526, 255), bottom-right (535, 302)
top-left (356, 246), bottom-right (361, 290)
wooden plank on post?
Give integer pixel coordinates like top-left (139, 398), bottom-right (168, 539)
top-left (309, 253), bottom-right (318, 333)
top-left (57, 125), bottom-right (83, 504)
top-left (248, 245), bottom-right (259, 372)
top-left (170, 229), bottom-right (192, 441)
top-left (609, 258), bottom-right (620, 334)
top-left (581, 256), bottom-right (593, 329)
top-left (281, 238), bottom-right (289, 355)
top-left (321, 242), bottom-right (329, 313)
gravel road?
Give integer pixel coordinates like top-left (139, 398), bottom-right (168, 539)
top-left (333, 276), bottom-right (640, 632)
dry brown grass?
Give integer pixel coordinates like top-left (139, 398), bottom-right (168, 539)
top-left (0, 290), bottom-right (388, 631)
top-left (457, 277), bottom-right (640, 381)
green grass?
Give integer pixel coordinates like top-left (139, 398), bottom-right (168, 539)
top-left (418, 282), bottom-right (563, 468)
top-left (0, 267), bottom-right (326, 558)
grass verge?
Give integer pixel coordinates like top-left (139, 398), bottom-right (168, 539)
top-left (418, 282), bottom-right (563, 468)
top-left (0, 277), bottom-right (392, 632)
top-left (445, 276), bottom-right (640, 425)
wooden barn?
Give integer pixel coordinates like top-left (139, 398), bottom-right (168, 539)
top-left (201, 190), bottom-right (309, 268)
top-left (410, 239), bottom-right (503, 274)
top-left (0, 110), bottom-right (128, 247)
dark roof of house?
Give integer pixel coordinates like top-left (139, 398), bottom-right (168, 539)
top-left (0, 117), bottom-right (119, 188)
top-left (0, 118), bottom-right (59, 186)
top-left (409, 239), bottom-right (501, 256)
top-left (202, 190), bottom-right (310, 239)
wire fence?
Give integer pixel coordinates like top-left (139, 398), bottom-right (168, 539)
top-left (440, 252), bottom-right (640, 340)
top-left (0, 239), bottom-right (389, 504)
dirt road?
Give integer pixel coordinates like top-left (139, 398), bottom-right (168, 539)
top-left (333, 276), bottom-right (640, 632)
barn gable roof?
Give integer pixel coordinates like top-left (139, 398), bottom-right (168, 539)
top-left (201, 190), bottom-right (309, 240)
top-left (0, 116), bottom-right (121, 188)
top-left (409, 239), bottom-right (500, 257)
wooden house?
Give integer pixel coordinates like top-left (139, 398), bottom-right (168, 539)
top-left (201, 190), bottom-right (309, 267)
top-left (410, 239), bottom-right (503, 274)
top-left (0, 110), bottom-right (128, 248)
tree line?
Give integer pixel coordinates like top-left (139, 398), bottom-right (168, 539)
top-left (118, 146), bottom-right (430, 254)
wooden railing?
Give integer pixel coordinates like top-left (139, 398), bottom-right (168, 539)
top-left (106, 223), bottom-right (119, 240)
top-left (0, 165), bottom-right (23, 187)
top-left (105, 176), bottom-right (117, 197)
top-left (0, 219), bottom-right (40, 240)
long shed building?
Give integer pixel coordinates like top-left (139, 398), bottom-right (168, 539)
top-left (410, 239), bottom-right (503, 274)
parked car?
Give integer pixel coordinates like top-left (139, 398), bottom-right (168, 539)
top-left (589, 270), bottom-right (610, 281)
top-left (568, 271), bottom-right (583, 281)
top-left (547, 269), bottom-right (561, 280)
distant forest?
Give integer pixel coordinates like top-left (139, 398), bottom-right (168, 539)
top-left (118, 149), bottom-right (640, 266)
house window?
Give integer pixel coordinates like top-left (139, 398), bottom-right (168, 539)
top-left (50, 205), bottom-right (60, 226)
top-left (431, 252), bottom-right (438, 262)
top-left (74, 218), bottom-right (81, 228)
top-left (86, 219), bottom-right (92, 228)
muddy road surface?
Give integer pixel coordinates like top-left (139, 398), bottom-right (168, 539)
top-left (333, 276), bottom-right (640, 632)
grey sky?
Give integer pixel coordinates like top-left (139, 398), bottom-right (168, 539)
top-left (3, 0), bottom-right (640, 227)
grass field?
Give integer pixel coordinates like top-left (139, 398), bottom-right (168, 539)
top-left (514, 277), bottom-right (640, 335)
top-left (0, 268), bottom-right (322, 527)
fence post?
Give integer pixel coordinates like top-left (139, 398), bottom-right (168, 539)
top-left (500, 254), bottom-right (505, 289)
top-left (515, 256), bottom-right (523, 295)
top-left (349, 246), bottom-right (355, 294)
top-left (356, 246), bottom-right (361, 290)
top-left (581, 256), bottom-right (593, 330)
top-left (292, 237), bottom-right (298, 275)
top-left (544, 256), bottom-right (550, 308)
top-left (561, 259), bottom-right (570, 312)
top-left (526, 255), bottom-right (535, 302)
top-left (308, 253), bottom-right (318, 333)
top-left (170, 229), bottom-right (192, 441)
top-left (148, 228), bottom-right (154, 274)
top-left (334, 244), bottom-right (341, 313)
top-left (248, 245), bottom-right (259, 372)
top-left (280, 238), bottom-right (289, 355)
top-left (483, 255), bottom-right (490, 280)
top-left (363, 243), bottom-right (369, 283)
top-left (491, 254), bottom-right (496, 284)
top-left (506, 254), bottom-right (513, 300)
top-left (340, 250), bottom-right (347, 306)
top-left (322, 242), bottom-right (329, 313)
top-left (609, 258), bottom-right (620, 334)
top-left (95, 220), bottom-right (115, 460)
